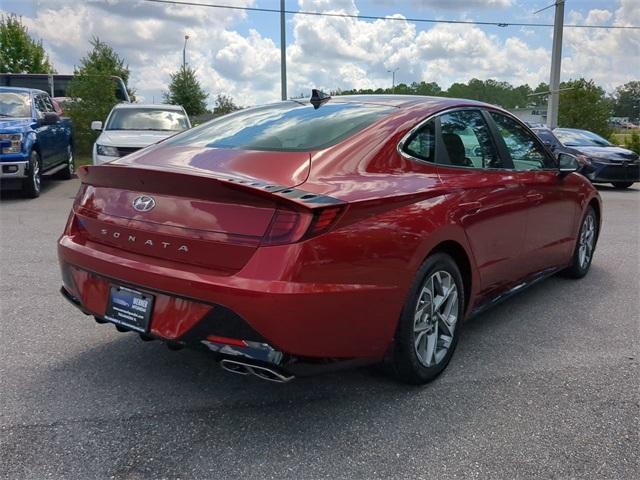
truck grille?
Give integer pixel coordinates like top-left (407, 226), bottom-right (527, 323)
top-left (116, 146), bottom-right (142, 157)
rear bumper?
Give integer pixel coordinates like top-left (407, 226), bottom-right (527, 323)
top-left (58, 234), bottom-right (403, 360)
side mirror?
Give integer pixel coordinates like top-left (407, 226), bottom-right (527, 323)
top-left (558, 153), bottom-right (579, 176)
top-left (91, 121), bottom-right (103, 131)
top-left (42, 112), bottom-right (60, 125)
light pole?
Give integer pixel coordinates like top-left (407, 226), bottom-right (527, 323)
top-left (546, 0), bottom-right (565, 129)
top-left (182, 35), bottom-right (190, 71)
top-left (280, 0), bottom-right (287, 100)
top-left (387, 68), bottom-right (399, 93)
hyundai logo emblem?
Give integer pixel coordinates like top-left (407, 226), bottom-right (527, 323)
top-left (132, 195), bottom-right (156, 212)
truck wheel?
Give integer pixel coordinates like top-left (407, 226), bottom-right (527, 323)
top-left (57, 144), bottom-right (75, 180)
top-left (22, 150), bottom-right (42, 198)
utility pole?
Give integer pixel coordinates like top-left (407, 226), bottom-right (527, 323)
top-left (387, 68), bottom-right (399, 93)
top-left (546, 0), bottom-right (564, 129)
top-left (280, 0), bottom-right (287, 100)
top-left (183, 35), bottom-right (190, 71)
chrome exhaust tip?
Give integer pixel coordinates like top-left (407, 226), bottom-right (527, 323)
top-left (220, 359), bottom-right (294, 383)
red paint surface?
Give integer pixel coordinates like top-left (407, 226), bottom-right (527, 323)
top-left (58, 96), bottom-right (601, 360)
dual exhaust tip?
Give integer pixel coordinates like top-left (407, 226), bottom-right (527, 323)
top-left (220, 358), bottom-right (294, 383)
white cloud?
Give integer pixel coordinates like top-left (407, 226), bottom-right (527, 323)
top-left (2, 0), bottom-right (637, 108)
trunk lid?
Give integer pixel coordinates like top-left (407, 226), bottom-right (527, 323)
top-left (72, 147), bottom-right (312, 273)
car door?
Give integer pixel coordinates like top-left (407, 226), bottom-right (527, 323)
top-left (433, 109), bottom-right (530, 298)
top-left (487, 111), bottom-right (579, 275)
top-left (33, 94), bottom-right (57, 168)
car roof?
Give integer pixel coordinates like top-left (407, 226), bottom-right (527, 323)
top-left (112, 103), bottom-right (185, 110)
top-left (328, 94), bottom-right (496, 109)
top-left (0, 86), bottom-right (45, 95)
top-left (554, 127), bottom-right (590, 133)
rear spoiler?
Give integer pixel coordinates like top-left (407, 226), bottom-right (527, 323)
top-left (77, 164), bottom-right (344, 210)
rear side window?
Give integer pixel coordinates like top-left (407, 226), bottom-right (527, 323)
top-left (403, 120), bottom-right (435, 162)
top-left (490, 113), bottom-right (556, 170)
top-left (166, 102), bottom-right (393, 152)
top-left (439, 110), bottom-right (503, 169)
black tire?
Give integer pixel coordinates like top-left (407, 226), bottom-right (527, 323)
top-left (562, 206), bottom-right (597, 279)
top-left (391, 252), bottom-right (465, 385)
top-left (611, 182), bottom-right (633, 189)
top-left (57, 143), bottom-right (75, 180)
top-left (22, 150), bottom-right (41, 198)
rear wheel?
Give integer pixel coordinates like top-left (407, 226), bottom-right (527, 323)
top-left (611, 182), bottom-right (633, 189)
top-left (22, 150), bottom-right (41, 198)
top-left (391, 253), bottom-right (464, 385)
top-left (57, 144), bottom-right (75, 180)
top-left (562, 206), bottom-right (597, 278)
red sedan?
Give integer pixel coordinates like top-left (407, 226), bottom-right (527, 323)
top-left (58, 94), bottom-right (601, 384)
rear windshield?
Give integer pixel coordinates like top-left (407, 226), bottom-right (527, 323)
top-left (165, 101), bottom-right (393, 151)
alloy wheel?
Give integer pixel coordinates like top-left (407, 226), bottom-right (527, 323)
top-left (578, 213), bottom-right (595, 269)
top-left (67, 145), bottom-right (75, 176)
top-left (32, 153), bottom-right (41, 192)
top-left (413, 270), bottom-right (459, 367)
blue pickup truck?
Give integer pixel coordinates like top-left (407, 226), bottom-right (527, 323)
top-left (0, 87), bottom-right (74, 198)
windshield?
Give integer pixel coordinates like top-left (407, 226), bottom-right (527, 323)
top-left (534, 129), bottom-right (561, 146)
top-left (106, 108), bottom-right (189, 131)
top-left (165, 101), bottom-right (394, 151)
top-left (554, 129), bottom-right (612, 147)
top-left (0, 92), bottom-right (31, 118)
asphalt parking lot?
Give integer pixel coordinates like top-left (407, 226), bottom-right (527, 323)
top-left (0, 178), bottom-right (638, 480)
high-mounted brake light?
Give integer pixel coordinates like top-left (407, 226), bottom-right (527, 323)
top-left (261, 206), bottom-right (344, 246)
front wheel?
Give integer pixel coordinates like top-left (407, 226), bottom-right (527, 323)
top-left (391, 253), bottom-right (465, 385)
top-left (22, 150), bottom-right (41, 198)
top-left (562, 206), bottom-right (597, 278)
top-left (611, 182), bottom-right (633, 189)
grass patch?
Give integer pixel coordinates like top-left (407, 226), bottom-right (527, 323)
top-left (75, 154), bottom-right (92, 167)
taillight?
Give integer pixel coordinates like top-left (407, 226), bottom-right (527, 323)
top-left (261, 206), bottom-right (344, 246)
top-left (307, 206), bottom-right (344, 237)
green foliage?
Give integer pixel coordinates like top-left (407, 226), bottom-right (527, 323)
top-left (65, 37), bottom-right (132, 154)
top-left (557, 78), bottom-right (612, 137)
top-left (213, 94), bottom-right (240, 116)
top-left (624, 132), bottom-right (640, 155)
top-left (0, 14), bottom-right (54, 73)
top-left (612, 81), bottom-right (640, 121)
top-left (163, 67), bottom-right (208, 117)
top-left (334, 79), bottom-right (531, 109)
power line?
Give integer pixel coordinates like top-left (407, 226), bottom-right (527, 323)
top-left (142, 0), bottom-right (640, 30)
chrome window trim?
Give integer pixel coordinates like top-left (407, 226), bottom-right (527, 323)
top-left (397, 106), bottom-right (515, 173)
top-left (397, 106), bottom-right (559, 173)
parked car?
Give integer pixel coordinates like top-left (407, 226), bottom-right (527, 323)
top-left (550, 127), bottom-right (639, 189)
top-left (0, 87), bottom-right (74, 198)
top-left (91, 104), bottom-right (191, 164)
top-left (59, 94), bottom-right (601, 384)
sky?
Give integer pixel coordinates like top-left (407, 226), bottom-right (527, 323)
top-left (2, 0), bottom-right (639, 108)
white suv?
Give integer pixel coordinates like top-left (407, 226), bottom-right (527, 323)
top-left (91, 104), bottom-right (191, 165)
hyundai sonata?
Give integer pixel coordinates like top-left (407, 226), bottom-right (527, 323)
top-left (58, 93), bottom-right (601, 384)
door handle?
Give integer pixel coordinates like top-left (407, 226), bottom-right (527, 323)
top-left (459, 201), bottom-right (482, 213)
top-left (526, 193), bottom-right (543, 203)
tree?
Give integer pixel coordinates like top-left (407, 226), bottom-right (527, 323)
top-left (558, 78), bottom-right (612, 137)
top-left (65, 37), bottom-right (133, 154)
top-left (213, 94), bottom-right (240, 116)
top-left (612, 81), bottom-right (640, 121)
top-left (163, 67), bottom-right (208, 116)
top-left (0, 14), bottom-right (54, 73)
